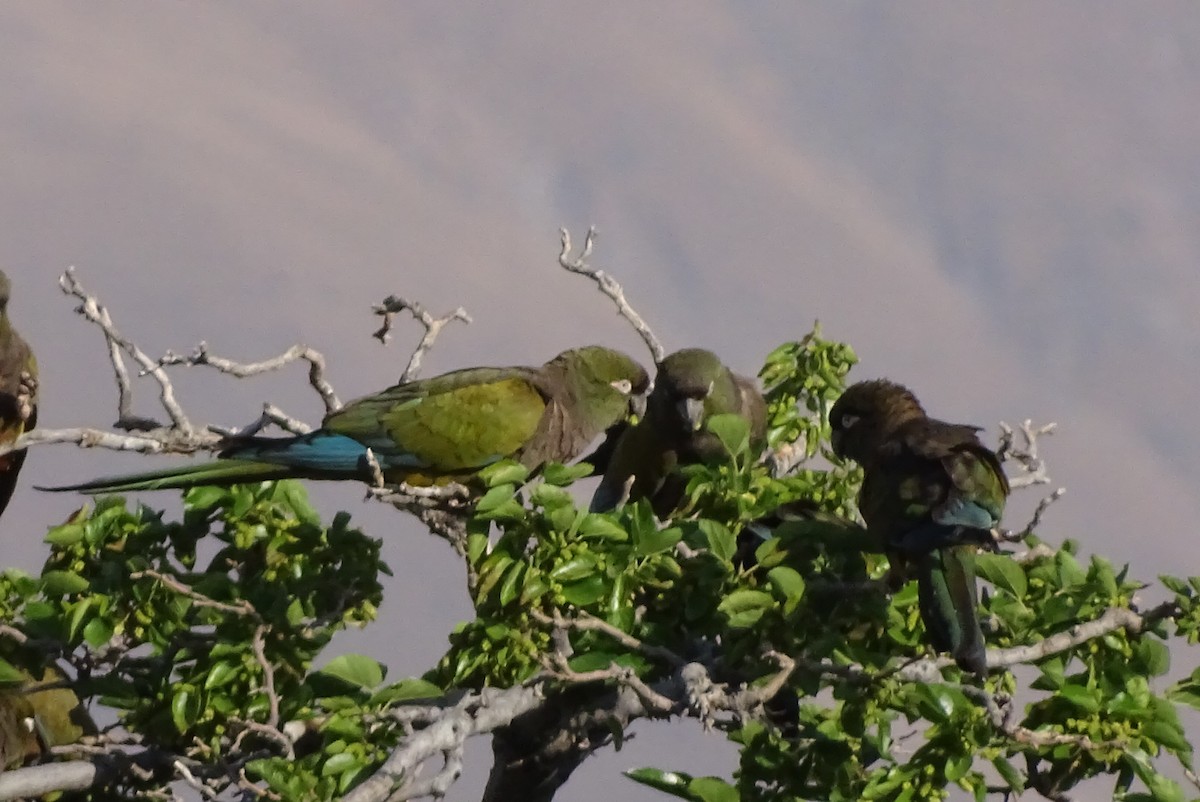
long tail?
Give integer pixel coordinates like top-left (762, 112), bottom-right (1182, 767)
top-left (39, 431), bottom-right (375, 494)
top-left (916, 546), bottom-right (987, 675)
top-left (37, 459), bottom-right (297, 494)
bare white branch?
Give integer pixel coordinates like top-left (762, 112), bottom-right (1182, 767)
top-left (372, 296), bottom-right (472, 383)
top-left (997, 419), bottom-right (1057, 489)
top-left (559, 227), bottom-right (664, 364)
top-left (157, 342), bottom-right (340, 415)
top-left (1, 425), bottom-right (218, 459)
top-left (60, 268), bottom-right (192, 433)
top-left (208, 403), bottom-right (313, 438)
top-left (0, 761), bottom-right (101, 800)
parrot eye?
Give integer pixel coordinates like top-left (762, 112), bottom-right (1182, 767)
top-left (610, 379), bottom-right (633, 395)
top-left (840, 413), bottom-right (860, 430)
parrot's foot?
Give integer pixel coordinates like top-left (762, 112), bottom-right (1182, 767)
top-left (17, 370), bottom-right (37, 422)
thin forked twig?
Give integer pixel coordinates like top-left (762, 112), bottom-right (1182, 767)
top-left (60, 268), bottom-right (192, 433)
top-left (559, 227), bottom-right (664, 364)
top-left (157, 342), bottom-right (340, 415)
top-left (372, 296), bottom-right (471, 383)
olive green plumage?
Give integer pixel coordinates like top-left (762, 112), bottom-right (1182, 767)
top-left (0, 665), bottom-right (94, 770)
top-left (830, 379), bottom-right (1009, 675)
top-left (44, 346), bottom-right (649, 494)
top-left (590, 348), bottom-right (766, 515)
top-left (0, 270), bottom-right (37, 522)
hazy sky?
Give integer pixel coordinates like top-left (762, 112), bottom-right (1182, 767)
top-left (3, 4), bottom-right (1199, 800)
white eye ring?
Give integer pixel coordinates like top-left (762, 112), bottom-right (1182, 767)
top-left (610, 379), bottom-right (633, 394)
top-left (840, 413), bottom-right (860, 429)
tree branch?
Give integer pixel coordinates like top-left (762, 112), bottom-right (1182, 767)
top-left (157, 342), bottom-right (340, 415)
top-left (371, 296), bottom-right (471, 383)
top-left (60, 268), bottom-right (193, 434)
top-left (558, 227), bottom-right (664, 364)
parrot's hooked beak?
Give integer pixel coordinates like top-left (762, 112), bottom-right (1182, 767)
top-left (678, 397), bottom-right (706, 432)
top-left (627, 391), bottom-right (647, 423)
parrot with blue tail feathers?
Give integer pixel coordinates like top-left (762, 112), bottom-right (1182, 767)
top-left (42, 346), bottom-right (648, 494)
top-left (829, 379), bottom-right (1008, 675)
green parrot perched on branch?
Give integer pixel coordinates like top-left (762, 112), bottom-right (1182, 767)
top-left (43, 346), bottom-right (649, 494)
top-left (590, 348), bottom-right (766, 515)
top-left (0, 270), bottom-right (37, 523)
top-left (0, 665), bottom-right (94, 771)
top-left (829, 379), bottom-right (1008, 675)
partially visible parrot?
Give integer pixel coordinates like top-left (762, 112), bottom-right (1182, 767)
top-left (0, 666), bottom-right (93, 771)
top-left (0, 270), bottom-right (37, 522)
top-left (829, 379), bottom-right (1008, 675)
top-left (590, 348), bottom-right (766, 515)
top-left (43, 346), bottom-right (649, 494)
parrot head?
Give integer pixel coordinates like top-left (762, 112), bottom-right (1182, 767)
top-left (829, 379), bottom-right (926, 463)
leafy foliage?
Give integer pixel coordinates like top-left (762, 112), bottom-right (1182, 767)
top-left (4, 325), bottom-right (1200, 802)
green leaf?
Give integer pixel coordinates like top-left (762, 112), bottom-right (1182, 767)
top-left (369, 678), bottom-right (443, 705)
top-left (40, 570), bottom-right (90, 596)
top-left (171, 686), bottom-right (195, 733)
top-left (204, 661), bottom-right (240, 691)
top-left (83, 617), bottom-right (115, 649)
top-left (717, 589), bottom-right (774, 628)
top-left (625, 767), bottom-right (694, 796)
top-left (44, 523), bottom-right (85, 546)
top-left (562, 575), bottom-right (608, 606)
top-left (478, 461), bottom-right (529, 487)
top-left (706, 413), bottom-right (751, 457)
top-left (991, 757), bottom-right (1024, 791)
top-left (698, 520), bottom-right (736, 564)
top-left (541, 462), bottom-right (594, 486)
top-left (318, 654), bottom-right (385, 690)
top-left (499, 561), bottom-right (527, 607)
top-left (767, 566), bottom-right (806, 614)
top-left (321, 751), bottom-right (360, 777)
top-left (578, 514), bottom-right (630, 542)
top-left (0, 657), bottom-right (24, 685)
top-left (623, 768), bottom-right (738, 802)
top-left (467, 532), bottom-right (489, 563)
top-left (688, 777), bottom-right (740, 802)
top-left (636, 525), bottom-right (683, 556)
top-left (531, 483), bottom-right (574, 510)
top-left (550, 555), bottom-right (598, 582)
top-left (974, 553), bottom-right (1027, 598)
top-left (1057, 683), bottom-right (1101, 713)
top-left (1135, 638), bottom-right (1170, 677)
top-left (475, 485), bottom-right (526, 521)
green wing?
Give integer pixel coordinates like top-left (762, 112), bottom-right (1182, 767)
top-left (325, 367), bottom-right (549, 473)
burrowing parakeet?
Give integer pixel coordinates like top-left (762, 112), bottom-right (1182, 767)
top-left (830, 379), bottom-right (1008, 675)
top-left (44, 346), bottom-right (648, 494)
top-left (0, 665), bottom-right (94, 771)
top-left (0, 270), bottom-right (36, 523)
top-left (590, 348), bottom-right (766, 515)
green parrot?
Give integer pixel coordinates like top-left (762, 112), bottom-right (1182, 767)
top-left (0, 666), bottom-right (93, 771)
top-left (829, 379), bottom-right (1008, 675)
top-left (590, 348), bottom-right (766, 515)
top-left (43, 346), bottom-right (649, 494)
top-left (0, 270), bottom-right (37, 522)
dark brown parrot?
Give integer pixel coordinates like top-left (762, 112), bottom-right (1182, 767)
top-left (829, 379), bottom-right (1008, 675)
top-left (0, 269), bottom-right (37, 523)
top-left (589, 348), bottom-right (767, 515)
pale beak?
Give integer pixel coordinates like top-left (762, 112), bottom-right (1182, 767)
top-left (628, 392), bottom-right (647, 421)
top-left (678, 397), bottom-right (706, 432)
